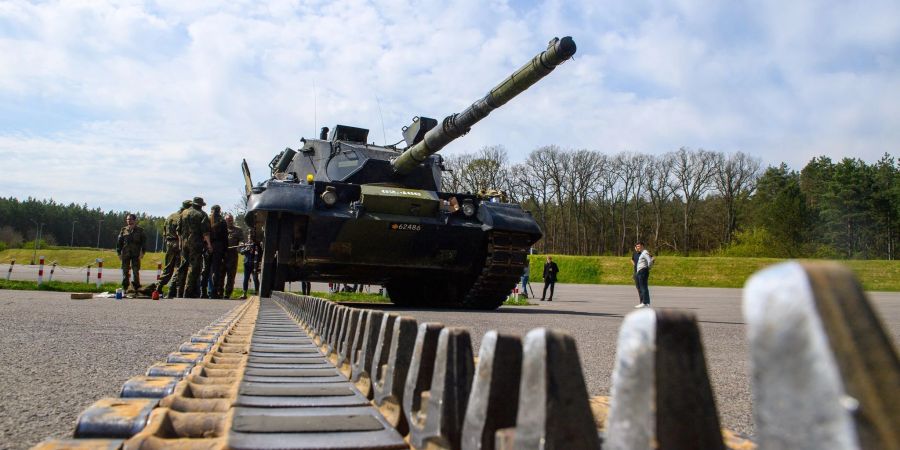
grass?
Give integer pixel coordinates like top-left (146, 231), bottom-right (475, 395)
top-left (310, 291), bottom-right (390, 303)
top-left (4, 248), bottom-right (898, 292)
top-left (0, 279), bottom-right (122, 293)
top-left (528, 254), bottom-right (900, 291)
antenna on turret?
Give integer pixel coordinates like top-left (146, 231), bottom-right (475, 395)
top-left (375, 94), bottom-right (387, 145)
top-left (312, 80), bottom-right (318, 137)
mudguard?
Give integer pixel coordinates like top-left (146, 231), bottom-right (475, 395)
top-left (246, 181), bottom-right (315, 217)
top-left (476, 202), bottom-right (543, 238)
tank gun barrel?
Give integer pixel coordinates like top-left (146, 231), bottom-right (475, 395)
top-left (391, 36), bottom-right (576, 175)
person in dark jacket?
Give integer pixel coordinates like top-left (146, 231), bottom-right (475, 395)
top-left (541, 256), bottom-right (559, 301)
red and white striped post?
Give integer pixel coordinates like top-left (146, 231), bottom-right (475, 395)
top-left (37, 256), bottom-right (45, 285)
top-left (5, 259), bottom-right (13, 281)
top-left (96, 258), bottom-right (103, 288)
top-left (512, 286), bottom-right (519, 301)
top-left (48, 262), bottom-right (57, 282)
top-left (156, 262), bottom-right (162, 282)
top-left (86, 264), bottom-right (91, 283)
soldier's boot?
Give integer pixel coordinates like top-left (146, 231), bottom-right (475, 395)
top-left (239, 290), bottom-right (247, 300)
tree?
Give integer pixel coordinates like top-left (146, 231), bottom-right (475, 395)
top-left (671, 147), bottom-right (718, 253)
top-left (714, 151), bottom-right (761, 244)
top-left (752, 164), bottom-right (809, 257)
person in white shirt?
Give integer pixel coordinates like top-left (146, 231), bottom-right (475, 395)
top-left (633, 241), bottom-right (653, 308)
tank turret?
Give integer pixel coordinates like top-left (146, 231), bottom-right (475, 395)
top-left (391, 36), bottom-right (576, 174)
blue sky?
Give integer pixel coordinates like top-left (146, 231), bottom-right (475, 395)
top-left (1, 0), bottom-right (899, 216)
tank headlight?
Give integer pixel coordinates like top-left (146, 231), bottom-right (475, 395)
top-left (462, 200), bottom-right (476, 217)
top-left (321, 186), bottom-right (338, 206)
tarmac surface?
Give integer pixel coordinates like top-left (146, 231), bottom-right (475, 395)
top-left (1, 283), bottom-right (897, 448)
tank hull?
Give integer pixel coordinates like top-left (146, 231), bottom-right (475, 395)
top-left (246, 180), bottom-right (540, 309)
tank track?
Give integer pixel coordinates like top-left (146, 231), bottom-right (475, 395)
top-left (461, 231), bottom-right (531, 309)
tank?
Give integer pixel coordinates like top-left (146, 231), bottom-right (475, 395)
top-left (244, 36), bottom-right (576, 309)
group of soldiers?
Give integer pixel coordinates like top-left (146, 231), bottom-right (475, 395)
top-left (117, 197), bottom-right (261, 299)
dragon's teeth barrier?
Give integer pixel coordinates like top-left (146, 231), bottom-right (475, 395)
top-left (33, 261), bottom-right (898, 450)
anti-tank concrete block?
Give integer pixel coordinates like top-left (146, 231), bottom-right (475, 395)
top-left (407, 327), bottom-right (474, 450)
top-left (744, 261), bottom-right (900, 450)
top-left (351, 310), bottom-right (385, 397)
top-left (461, 331), bottom-right (523, 450)
top-left (373, 316), bottom-right (420, 436)
top-left (513, 328), bottom-right (598, 450)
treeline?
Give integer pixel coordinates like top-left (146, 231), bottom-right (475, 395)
top-left (0, 197), bottom-right (164, 251)
top-left (444, 147), bottom-right (899, 259)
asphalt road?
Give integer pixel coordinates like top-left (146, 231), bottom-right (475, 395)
top-left (1, 284), bottom-right (897, 448)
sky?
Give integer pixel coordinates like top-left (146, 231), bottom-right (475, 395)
top-left (1, 0), bottom-right (899, 217)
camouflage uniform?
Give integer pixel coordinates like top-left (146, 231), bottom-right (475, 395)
top-left (159, 200), bottom-right (192, 298)
top-left (177, 198), bottom-right (211, 298)
top-left (116, 222), bottom-right (146, 291)
top-left (224, 222), bottom-right (244, 298)
top-left (208, 206), bottom-right (227, 298)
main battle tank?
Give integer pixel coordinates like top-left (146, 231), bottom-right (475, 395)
top-left (244, 36), bottom-right (576, 309)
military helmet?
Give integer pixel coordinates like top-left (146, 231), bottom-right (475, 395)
top-left (193, 196), bottom-right (206, 206)
top-left (181, 199), bottom-right (193, 209)
top-left (211, 204), bottom-right (221, 212)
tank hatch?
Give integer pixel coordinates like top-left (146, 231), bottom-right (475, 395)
top-left (402, 116), bottom-right (438, 146)
top-left (329, 125), bottom-right (369, 143)
top-left (360, 185), bottom-right (440, 217)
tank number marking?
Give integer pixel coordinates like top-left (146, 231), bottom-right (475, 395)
top-left (381, 189), bottom-right (423, 196)
top-left (390, 223), bottom-right (423, 231)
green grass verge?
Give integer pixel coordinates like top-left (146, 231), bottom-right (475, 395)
top-left (527, 254), bottom-right (900, 291)
top-left (0, 279), bottom-right (122, 293)
top-left (311, 291), bottom-right (390, 303)
top-left (4, 248), bottom-right (898, 291)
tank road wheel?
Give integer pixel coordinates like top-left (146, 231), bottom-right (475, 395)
top-left (460, 232), bottom-right (531, 310)
top-left (259, 213), bottom-right (293, 297)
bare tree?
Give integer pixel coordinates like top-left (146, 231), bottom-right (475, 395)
top-left (644, 153), bottom-right (676, 248)
top-left (671, 147), bottom-right (718, 253)
top-left (714, 151), bottom-right (762, 243)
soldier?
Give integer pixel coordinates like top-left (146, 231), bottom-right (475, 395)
top-left (208, 205), bottom-right (227, 299)
top-left (116, 213), bottom-right (146, 292)
top-left (240, 230), bottom-right (261, 299)
top-left (158, 200), bottom-right (191, 298)
top-left (223, 213), bottom-right (244, 298)
top-left (177, 197), bottom-right (211, 298)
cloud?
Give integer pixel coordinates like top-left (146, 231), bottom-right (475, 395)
top-left (0, 0), bottom-right (898, 215)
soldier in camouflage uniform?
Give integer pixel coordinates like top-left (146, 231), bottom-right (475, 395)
top-left (157, 200), bottom-right (191, 298)
top-left (177, 197), bottom-right (211, 298)
top-left (223, 213), bottom-right (244, 298)
top-left (208, 205), bottom-right (228, 299)
top-left (116, 213), bottom-right (146, 292)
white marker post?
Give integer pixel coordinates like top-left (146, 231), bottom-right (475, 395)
top-left (156, 262), bottom-right (162, 283)
top-left (37, 256), bottom-right (45, 286)
top-left (48, 262), bottom-right (57, 282)
top-left (5, 259), bottom-right (13, 281)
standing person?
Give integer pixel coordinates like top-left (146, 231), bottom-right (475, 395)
top-left (634, 241), bottom-right (654, 308)
top-left (223, 213), bottom-right (243, 299)
top-left (116, 213), bottom-right (146, 292)
top-left (631, 244), bottom-right (642, 307)
top-left (177, 197), bottom-right (211, 298)
top-left (240, 232), bottom-right (261, 299)
top-left (208, 205), bottom-right (227, 298)
top-left (520, 264), bottom-right (530, 298)
top-left (301, 280), bottom-right (311, 296)
top-left (540, 256), bottom-right (559, 302)
top-left (158, 200), bottom-right (191, 298)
